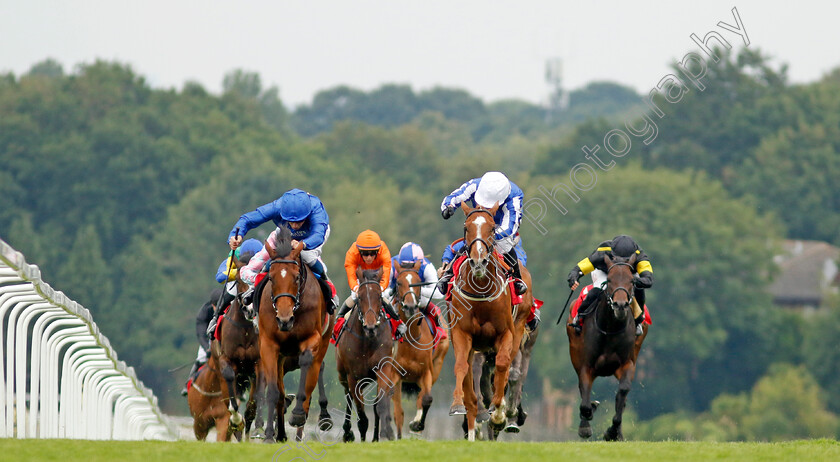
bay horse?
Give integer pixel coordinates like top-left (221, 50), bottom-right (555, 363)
top-left (211, 255), bottom-right (260, 441)
top-left (448, 203), bottom-right (530, 441)
top-left (567, 253), bottom-right (648, 441)
top-left (390, 262), bottom-right (449, 438)
top-left (335, 269), bottom-right (396, 442)
top-left (187, 354), bottom-right (235, 441)
top-left (258, 226), bottom-right (333, 443)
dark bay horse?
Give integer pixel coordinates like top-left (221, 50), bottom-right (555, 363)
top-left (448, 203), bottom-right (529, 441)
top-left (567, 253), bottom-right (648, 441)
top-left (187, 354), bottom-right (234, 441)
top-left (335, 269), bottom-right (396, 442)
top-left (390, 263), bottom-right (449, 438)
top-left (212, 256), bottom-right (260, 441)
top-left (258, 227), bottom-right (333, 443)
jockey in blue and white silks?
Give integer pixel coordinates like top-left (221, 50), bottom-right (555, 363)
top-left (438, 171), bottom-right (528, 295)
top-left (384, 242), bottom-right (447, 337)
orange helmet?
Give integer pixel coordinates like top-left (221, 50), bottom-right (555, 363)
top-left (356, 230), bottom-right (383, 251)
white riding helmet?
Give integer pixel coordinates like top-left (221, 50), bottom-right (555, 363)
top-left (474, 171), bottom-right (511, 208)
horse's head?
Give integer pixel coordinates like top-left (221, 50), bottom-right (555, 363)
top-left (395, 261), bottom-right (422, 319)
top-left (266, 227), bottom-right (304, 331)
top-left (462, 202), bottom-right (499, 278)
top-left (357, 269), bottom-right (384, 339)
top-left (604, 253), bottom-right (636, 322)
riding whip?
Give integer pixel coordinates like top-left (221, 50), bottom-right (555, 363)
top-left (215, 227), bottom-right (240, 312)
top-left (555, 288), bottom-right (576, 325)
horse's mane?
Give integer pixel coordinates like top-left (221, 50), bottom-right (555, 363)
top-left (272, 226), bottom-right (293, 258)
top-left (361, 269), bottom-right (380, 282)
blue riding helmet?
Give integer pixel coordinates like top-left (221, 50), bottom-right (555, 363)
top-left (235, 238), bottom-right (263, 259)
top-left (279, 189), bottom-right (312, 222)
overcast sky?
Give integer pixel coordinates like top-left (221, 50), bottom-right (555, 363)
top-left (1, 1), bottom-right (837, 109)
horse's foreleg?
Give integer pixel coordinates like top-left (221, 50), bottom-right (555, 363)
top-left (463, 350), bottom-right (478, 441)
top-left (410, 369), bottom-right (434, 433)
top-left (375, 367), bottom-right (395, 441)
top-left (244, 377), bottom-right (257, 441)
top-left (605, 361), bottom-right (636, 442)
top-left (317, 361), bottom-right (331, 430)
top-left (490, 330), bottom-right (513, 428)
top-left (260, 348), bottom-right (281, 444)
top-left (472, 353), bottom-right (489, 423)
top-left (219, 357), bottom-right (244, 433)
top-left (290, 349), bottom-right (315, 427)
top-left (450, 329), bottom-right (472, 415)
top-left (393, 379), bottom-right (404, 438)
top-left (577, 366), bottom-right (596, 439)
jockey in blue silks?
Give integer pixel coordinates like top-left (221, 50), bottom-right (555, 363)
top-left (227, 188), bottom-right (339, 313)
top-left (437, 171), bottom-right (528, 296)
top-left (384, 242), bottom-right (447, 332)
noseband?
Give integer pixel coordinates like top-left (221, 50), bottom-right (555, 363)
top-left (268, 256), bottom-right (306, 313)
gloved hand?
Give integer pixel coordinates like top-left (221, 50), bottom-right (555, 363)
top-left (442, 205), bottom-right (456, 220)
top-left (567, 267), bottom-right (581, 288)
top-left (396, 322), bottom-right (408, 340)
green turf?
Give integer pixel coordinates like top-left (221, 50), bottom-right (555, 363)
top-left (2, 438), bottom-right (839, 462)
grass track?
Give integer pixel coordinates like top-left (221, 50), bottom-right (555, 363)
top-left (2, 438), bottom-right (838, 462)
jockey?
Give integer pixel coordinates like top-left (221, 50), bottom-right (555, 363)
top-left (183, 287), bottom-right (222, 396)
top-left (566, 234), bottom-right (654, 336)
top-left (228, 188), bottom-right (340, 313)
top-left (385, 242), bottom-right (446, 332)
top-left (205, 241), bottom-right (262, 352)
top-left (334, 230), bottom-right (406, 339)
top-left (437, 171), bottom-right (527, 296)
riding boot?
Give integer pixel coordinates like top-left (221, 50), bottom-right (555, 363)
top-left (437, 264), bottom-right (454, 296)
top-left (569, 287), bottom-right (602, 332)
top-left (181, 360), bottom-right (203, 396)
top-left (527, 307), bottom-right (541, 332)
top-left (504, 249), bottom-right (527, 295)
top-left (634, 314), bottom-right (644, 336)
top-left (316, 275), bottom-right (338, 315)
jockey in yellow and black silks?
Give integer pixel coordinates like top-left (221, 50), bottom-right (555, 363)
top-left (566, 234), bottom-right (654, 336)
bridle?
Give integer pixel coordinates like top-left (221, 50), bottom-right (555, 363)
top-left (464, 208), bottom-right (496, 262)
top-left (356, 279), bottom-right (385, 328)
top-left (605, 261), bottom-right (635, 310)
top-left (268, 255), bottom-right (306, 313)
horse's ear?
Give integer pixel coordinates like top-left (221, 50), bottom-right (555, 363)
top-left (374, 268), bottom-right (382, 281)
top-left (460, 202), bottom-right (471, 215)
top-left (413, 260), bottom-right (422, 271)
top-left (356, 266), bottom-right (364, 280)
top-left (604, 253), bottom-right (613, 267)
top-left (488, 203), bottom-right (500, 216)
top-left (289, 241), bottom-right (303, 260)
top-left (629, 253), bottom-right (638, 266)
top-left (266, 240), bottom-right (278, 260)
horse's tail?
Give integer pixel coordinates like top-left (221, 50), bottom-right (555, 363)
top-left (402, 382), bottom-right (421, 397)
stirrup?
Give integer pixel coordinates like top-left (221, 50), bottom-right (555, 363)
top-left (635, 323), bottom-right (643, 336)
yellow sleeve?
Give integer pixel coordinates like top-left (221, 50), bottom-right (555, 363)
top-left (577, 257), bottom-right (595, 275)
top-left (636, 260), bottom-right (653, 274)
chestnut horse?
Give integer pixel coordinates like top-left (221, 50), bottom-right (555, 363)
top-left (390, 262), bottom-right (449, 438)
top-left (258, 226), bottom-right (333, 443)
top-left (335, 269), bottom-right (396, 442)
top-left (448, 203), bottom-right (530, 441)
top-left (211, 256), bottom-right (259, 440)
top-left (187, 354), bottom-right (234, 441)
top-left (567, 253), bottom-right (648, 441)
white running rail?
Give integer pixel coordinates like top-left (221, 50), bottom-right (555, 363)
top-left (0, 237), bottom-right (176, 440)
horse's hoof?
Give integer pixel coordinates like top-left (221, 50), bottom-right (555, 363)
top-left (489, 418), bottom-right (505, 431)
top-left (318, 417), bottom-right (333, 432)
top-left (408, 420), bottom-right (424, 432)
top-left (476, 410), bottom-right (490, 423)
top-left (516, 410), bottom-right (528, 426)
top-left (251, 427), bottom-right (265, 440)
top-left (604, 427), bottom-right (624, 441)
top-left (578, 425), bottom-right (592, 439)
top-left (263, 437), bottom-right (276, 444)
top-left (449, 405), bottom-right (467, 416)
top-left (591, 400), bottom-right (600, 412)
top-left (289, 410), bottom-right (307, 428)
top-left (504, 423), bottom-right (520, 433)
top-left (343, 432), bottom-right (355, 443)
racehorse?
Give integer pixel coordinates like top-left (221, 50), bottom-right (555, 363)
top-left (335, 269), bottom-right (396, 442)
top-left (257, 226), bottom-right (333, 443)
top-left (390, 262), bottom-right (450, 438)
top-left (211, 256), bottom-right (260, 441)
top-left (187, 354), bottom-right (235, 441)
top-left (567, 253), bottom-right (648, 441)
top-left (468, 322), bottom-right (538, 440)
top-left (448, 203), bottom-right (531, 441)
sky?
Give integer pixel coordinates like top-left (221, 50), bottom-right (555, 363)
top-left (1, 1), bottom-right (838, 109)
